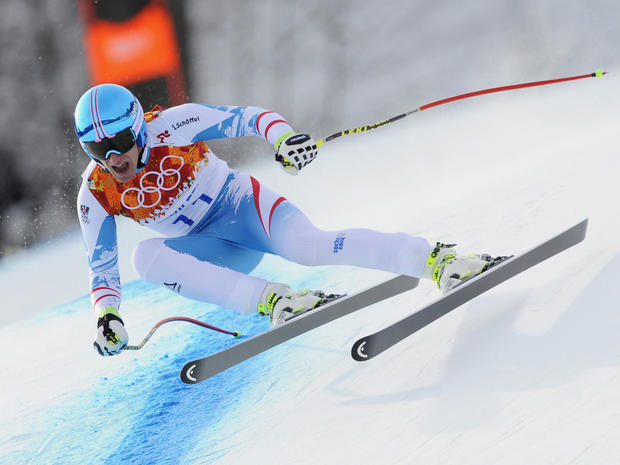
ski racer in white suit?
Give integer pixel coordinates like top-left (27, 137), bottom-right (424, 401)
top-left (74, 84), bottom-right (498, 356)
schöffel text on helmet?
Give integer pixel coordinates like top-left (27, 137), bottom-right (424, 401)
top-left (172, 116), bottom-right (201, 130)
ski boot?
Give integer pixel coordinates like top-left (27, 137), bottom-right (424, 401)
top-left (424, 242), bottom-right (511, 294)
top-left (258, 283), bottom-right (342, 327)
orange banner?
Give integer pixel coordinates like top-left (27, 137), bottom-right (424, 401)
top-left (85, 3), bottom-right (181, 85)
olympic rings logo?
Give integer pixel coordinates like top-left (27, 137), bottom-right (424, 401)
top-left (121, 155), bottom-right (184, 210)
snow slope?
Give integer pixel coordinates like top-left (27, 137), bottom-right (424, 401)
top-left (2, 71), bottom-right (620, 464)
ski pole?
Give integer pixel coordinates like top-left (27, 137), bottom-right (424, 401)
top-left (124, 316), bottom-right (241, 351)
top-left (315, 69), bottom-right (606, 147)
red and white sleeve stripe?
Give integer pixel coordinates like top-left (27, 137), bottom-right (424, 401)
top-left (90, 286), bottom-right (121, 312)
top-left (255, 111), bottom-right (294, 146)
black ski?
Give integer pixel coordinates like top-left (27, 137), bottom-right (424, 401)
top-left (181, 275), bottom-right (419, 384)
top-left (351, 219), bottom-right (588, 361)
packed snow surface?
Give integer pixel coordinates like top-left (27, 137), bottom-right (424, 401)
top-left (2, 72), bottom-right (620, 464)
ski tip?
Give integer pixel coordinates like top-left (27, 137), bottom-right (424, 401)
top-left (351, 337), bottom-right (372, 362)
top-left (180, 363), bottom-right (199, 384)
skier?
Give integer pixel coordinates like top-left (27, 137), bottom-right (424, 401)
top-left (75, 83), bottom-right (502, 357)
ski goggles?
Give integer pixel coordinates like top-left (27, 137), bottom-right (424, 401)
top-left (83, 128), bottom-right (137, 161)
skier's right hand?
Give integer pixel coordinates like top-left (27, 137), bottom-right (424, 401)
top-left (93, 307), bottom-right (128, 356)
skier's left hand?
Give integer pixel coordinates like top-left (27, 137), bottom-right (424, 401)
top-left (275, 133), bottom-right (318, 175)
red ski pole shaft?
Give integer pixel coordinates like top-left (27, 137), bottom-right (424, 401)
top-left (316, 69), bottom-right (606, 146)
top-left (418, 70), bottom-right (605, 112)
top-left (124, 316), bottom-right (241, 351)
